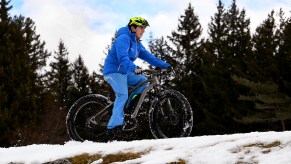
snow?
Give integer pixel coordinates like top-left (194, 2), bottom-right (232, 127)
top-left (1, 131), bottom-right (291, 164)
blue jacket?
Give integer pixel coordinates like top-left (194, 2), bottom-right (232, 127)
top-left (103, 25), bottom-right (170, 75)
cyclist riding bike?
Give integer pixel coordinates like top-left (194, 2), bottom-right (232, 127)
top-left (103, 16), bottom-right (170, 140)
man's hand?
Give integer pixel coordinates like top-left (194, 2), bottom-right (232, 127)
top-left (134, 68), bottom-right (142, 74)
top-left (155, 67), bottom-right (162, 71)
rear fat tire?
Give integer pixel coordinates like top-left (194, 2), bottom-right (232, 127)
top-left (66, 94), bottom-right (112, 142)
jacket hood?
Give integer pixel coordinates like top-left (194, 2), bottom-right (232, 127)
top-left (117, 25), bottom-right (136, 39)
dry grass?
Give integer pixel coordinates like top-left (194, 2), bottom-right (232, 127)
top-left (55, 150), bottom-right (187, 164)
top-left (102, 152), bottom-right (143, 163)
top-left (243, 141), bottom-right (281, 149)
top-left (231, 140), bottom-right (282, 154)
top-left (69, 153), bottom-right (102, 164)
top-left (231, 141), bottom-right (282, 164)
top-left (68, 151), bottom-right (144, 164)
top-left (168, 159), bottom-right (187, 164)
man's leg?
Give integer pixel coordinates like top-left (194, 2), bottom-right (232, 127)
top-left (126, 71), bottom-right (148, 108)
top-left (104, 73), bottom-right (128, 129)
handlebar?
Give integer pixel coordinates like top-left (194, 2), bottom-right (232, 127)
top-left (142, 67), bottom-right (174, 76)
top-left (142, 69), bottom-right (158, 74)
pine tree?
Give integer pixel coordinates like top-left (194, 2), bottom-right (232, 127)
top-left (195, 0), bottom-right (225, 134)
top-left (232, 75), bottom-right (291, 130)
top-left (227, 10), bottom-right (282, 132)
top-left (148, 34), bottom-right (173, 65)
top-left (166, 3), bottom-right (206, 136)
top-left (222, 0), bottom-right (253, 132)
top-left (206, 0), bottom-right (228, 61)
top-left (0, 0), bottom-right (12, 125)
top-left (89, 71), bottom-right (102, 93)
top-left (0, 0), bottom-right (50, 146)
top-left (167, 3), bottom-right (203, 97)
top-left (148, 33), bottom-right (174, 87)
top-left (69, 55), bottom-right (90, 103)
top-left (46, 40), bottom-right (72, 110)
top-left (251, 10), bottom-right (278, 81)
top-left (196, 0), bottom-right (236, 134)
top-left (277, 10), bottom-right (291, 96)
top-left (194, 0), bottom-right (253, 134)
top-left (168, 3), bottom-right (203, 79)
top-left (0, 0), bottom-right (11, 22)
top-left (223, 0), bottom-right (252, 75)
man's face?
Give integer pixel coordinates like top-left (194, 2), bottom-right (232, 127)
top-left (135, 26), bottom-right (146, 39)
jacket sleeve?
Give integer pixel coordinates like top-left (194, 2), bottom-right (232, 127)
top-left (115, 34), bottom-right (137, 72)
top-left (138, 43), bottom-right (170, 68)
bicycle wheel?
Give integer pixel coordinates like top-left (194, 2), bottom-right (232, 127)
top-left (149, 89), bottom-right (193, 139)
top-left (66, 94), bottom-right (112, 142)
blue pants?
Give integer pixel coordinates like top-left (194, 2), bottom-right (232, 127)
top-left (104, 71), bottom-right (147, 129)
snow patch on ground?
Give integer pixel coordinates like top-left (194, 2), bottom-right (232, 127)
top-left (1, 131), bottom-right (291, 164)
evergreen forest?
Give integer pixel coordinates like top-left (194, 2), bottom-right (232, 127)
top-left (1, 0), bottom-right (291, 147)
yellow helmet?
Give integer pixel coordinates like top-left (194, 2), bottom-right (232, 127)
top-left (129, 17), bottom-right (150, 27)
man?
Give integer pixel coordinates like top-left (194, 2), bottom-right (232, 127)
top-left (103, 16), bottom-right (170, 140)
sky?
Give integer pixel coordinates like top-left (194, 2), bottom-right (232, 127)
top-left (9, 0), bottom-right (291, 73)
top-left (1, 131), bottom-right (291, 163)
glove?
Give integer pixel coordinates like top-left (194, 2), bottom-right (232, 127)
top-left (134, 68), bottom-right (142, 74)
top-left (155, 67), bottom-right (162, 71)
top-left (161, 63), bottom-right (171, 69)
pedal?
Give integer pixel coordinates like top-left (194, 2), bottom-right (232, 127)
top-left (124, 114), bottom-right (137, 131)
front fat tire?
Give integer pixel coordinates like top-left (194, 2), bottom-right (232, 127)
top-left (66, 94), bottom-right (112, 142)
top-left (149, 90), bottom-right (193, 139)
